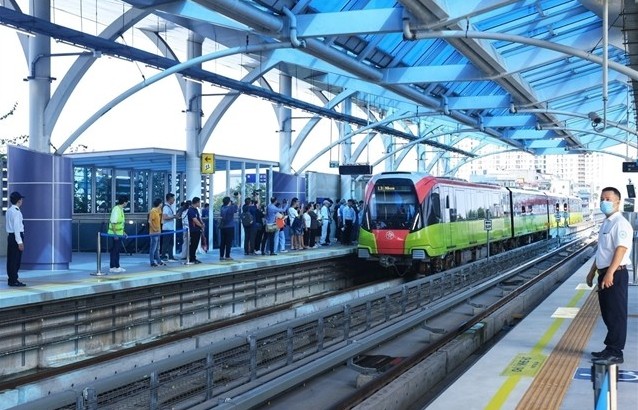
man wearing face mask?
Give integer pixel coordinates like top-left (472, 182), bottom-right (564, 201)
top-left (586, 187), bottom-right (632, 364)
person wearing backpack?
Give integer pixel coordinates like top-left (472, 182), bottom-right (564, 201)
top-left (241, 196), bottom-right (258, 255)
top-left (220, 194), bottom-right (240, 260)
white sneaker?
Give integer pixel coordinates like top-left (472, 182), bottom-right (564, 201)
top-left (280, 249), bottom-right (288, 253)
top-left (117, 267), bottom-right (126, 272)
top-left (109, 267), bottom-right (118, 273)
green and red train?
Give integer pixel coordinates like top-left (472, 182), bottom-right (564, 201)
top-left (357, 172), bottom-right (583, 274)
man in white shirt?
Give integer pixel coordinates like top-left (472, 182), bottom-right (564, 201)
top-left (161, 193), bottom-right (178, 262)
top-left (6, 191), bottom-right (26, 287)
top-left (586, 186), bottom-right (633, 364)
top-left (320, 200), bottom-right (331, 246)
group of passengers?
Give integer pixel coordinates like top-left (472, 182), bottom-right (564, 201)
top-left (108, 192), bottom-right (365, 271)
top-left (238, 196), bottom-right (364, 256)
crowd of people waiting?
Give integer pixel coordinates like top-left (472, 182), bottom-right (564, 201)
top-left (109, 192), bottom-right (365, 270)
top-left (238, 194), bottom-right (364, 257)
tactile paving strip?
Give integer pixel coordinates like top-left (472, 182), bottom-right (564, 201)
top-left (516, 291), bottom-right (599, 409)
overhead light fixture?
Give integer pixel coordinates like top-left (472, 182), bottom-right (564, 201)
top-left (184, 76), bottom-right (204, 85)
top-left (0, 24), bottom-right (36, 37)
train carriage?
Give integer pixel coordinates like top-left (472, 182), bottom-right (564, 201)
top-left (357, 172), bottom-right (581, 274)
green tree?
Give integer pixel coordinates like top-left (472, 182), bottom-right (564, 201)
top-left (0, 103), bottom-right (28, 160)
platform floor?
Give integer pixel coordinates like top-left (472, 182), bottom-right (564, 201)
top-left (427, 257), bottom-right (638, 410)
top-left (0, 244), bottom-right (356, 309)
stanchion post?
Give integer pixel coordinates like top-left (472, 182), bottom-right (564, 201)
top-left (185, 227), bottom-right (191, 265)
top-left (591, 362), bottom-right (618, 410)
top-left (92, 232), bottom-right (107, 276)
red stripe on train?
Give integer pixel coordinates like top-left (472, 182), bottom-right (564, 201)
top-left (373, 229), bottom-right (409, 255)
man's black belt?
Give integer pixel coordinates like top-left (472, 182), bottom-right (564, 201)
top-left (598, 265), bottom-right (627, 273)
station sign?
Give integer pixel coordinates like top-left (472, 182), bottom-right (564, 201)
top-left (201, 153), bottom-right (214, 174)
top-left (245, 173), bottom-right (267, 183)
top-left (622, 161), bottom-right (638, 172)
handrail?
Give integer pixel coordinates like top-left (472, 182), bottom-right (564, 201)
top-left (92, 229), bottom-right (188, 276)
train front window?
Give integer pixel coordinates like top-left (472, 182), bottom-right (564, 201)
top-left (364, 179), bottom-right (421, 230)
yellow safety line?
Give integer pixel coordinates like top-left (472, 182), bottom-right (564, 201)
top-left (484, 289), bottom-right (587, 410)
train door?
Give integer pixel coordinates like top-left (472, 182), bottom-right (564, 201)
top-left (452, 188), bottom-right (468, 248)
top-left (441, 185), bottom-right (455, 250)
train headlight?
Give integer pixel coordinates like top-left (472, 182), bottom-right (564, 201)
top-left (412, 249), bottom-right (426, 260)
top-left (357, 248), bottom-right (370, 259)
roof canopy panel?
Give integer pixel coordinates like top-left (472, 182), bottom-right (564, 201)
top-left (1, 0), bottom-right (635, 160)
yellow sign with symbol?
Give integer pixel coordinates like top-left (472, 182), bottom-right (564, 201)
top-left (201, 153), bottom-right (214, 174)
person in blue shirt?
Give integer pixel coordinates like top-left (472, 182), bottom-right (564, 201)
top-left (219, 194), bottom-right (239, 260)
top-left (342, 199), bottom-right (356, 245)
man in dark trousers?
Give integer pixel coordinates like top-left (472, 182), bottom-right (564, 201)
top-left (6, 191), bottom-right (26, 287)
top-left (186, 197), bottom-right (204, 265)
top-left (586, 186), bottom-right (632, 364)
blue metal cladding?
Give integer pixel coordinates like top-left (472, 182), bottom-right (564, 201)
top-left (8, 146), bottom-right (73, 270)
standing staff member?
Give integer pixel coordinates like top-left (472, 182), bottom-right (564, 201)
top-left (108, 195), bottom-right (129, 273)
top-left (6, 191), bottom-right (26, 287)
top-left (586, 187), bottom-right (632, 364)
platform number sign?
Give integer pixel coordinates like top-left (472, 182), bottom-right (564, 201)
top-left (484, 219), bottom-right (492, 231)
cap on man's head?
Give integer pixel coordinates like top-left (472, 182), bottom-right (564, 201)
top-left (9, 191), bottom-right (24, 204)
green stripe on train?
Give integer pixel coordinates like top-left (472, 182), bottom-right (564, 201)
top-left (360, 211), bottom-right (583, 258)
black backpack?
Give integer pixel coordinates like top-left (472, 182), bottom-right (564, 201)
top-left (241, 210), bottom-right (254, 227)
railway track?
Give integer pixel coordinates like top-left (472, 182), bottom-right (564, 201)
top-left (8, 231), bottom-right (593, 409)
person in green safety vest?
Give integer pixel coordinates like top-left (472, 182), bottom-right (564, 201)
top-left (108, 195), bottom-right (129, 273)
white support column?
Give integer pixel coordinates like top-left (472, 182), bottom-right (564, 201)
top-left (28, 0), bottom-right (51, 153)
top-left (384, 135), bottom-right (395, 172)
top-left (185, 34), bottom-right (203, 200)
top-left (416, 121), bottom-right (426, 172)
top-left (340, 98), bottom-right (353, 198)
top-left (278, 73), bottom-right (292, 174)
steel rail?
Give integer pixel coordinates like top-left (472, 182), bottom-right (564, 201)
top-left (210, 240), bottom-right (590, 409)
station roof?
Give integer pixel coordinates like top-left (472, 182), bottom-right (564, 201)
top-left (67, 148), bottom-right (278, 173)
top-left (1, 1), bottom-right (636, 165)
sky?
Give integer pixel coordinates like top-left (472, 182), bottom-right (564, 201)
top-left (0, 23), bottom-right (359, 175)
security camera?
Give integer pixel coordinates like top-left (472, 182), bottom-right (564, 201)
top-left (588, 112), bottom-right (602, 125)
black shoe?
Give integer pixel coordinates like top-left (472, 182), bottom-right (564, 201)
top-left (8, 281), bottom-right (26, 287)
top-left (591, 350), bottom-right (608, 358)
top-left (592, 351), bottom-right (624, 364)
top-left (193, 260), bottom-right (202, 264)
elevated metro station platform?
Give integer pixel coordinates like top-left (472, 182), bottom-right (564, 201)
top-left (0, 245), bottom-right (356, 310)
top-left (426, 257), bottom-right (638, 410)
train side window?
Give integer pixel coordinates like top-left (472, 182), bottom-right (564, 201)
top-left (427, 191), bottom-right (441, 226)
